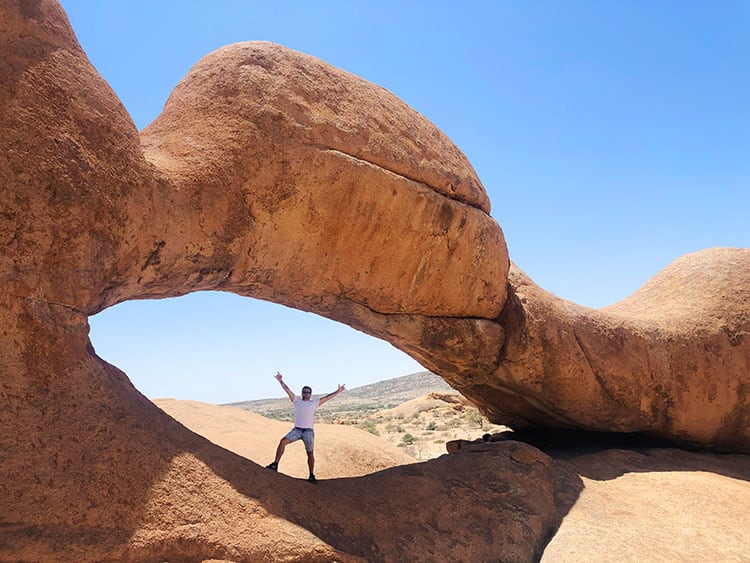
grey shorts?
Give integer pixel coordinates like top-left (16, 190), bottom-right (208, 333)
top-left (284, 427), bottom-right (315, 452)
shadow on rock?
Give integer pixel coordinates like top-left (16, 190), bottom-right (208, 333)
top-left (202, 439), bottom-right (585, 563)
top-left (492, 428), bottom-right (750, 482)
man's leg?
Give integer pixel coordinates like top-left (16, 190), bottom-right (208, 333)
top-left (306, 451), bottom-right (317, 483)
top-left (275, 437), bottom-right (291, 463)
top-left (267, 437), bottom-right (291, 470)
top-left (306, 450), bottom-right (315, 475)
top-left (303, 430), bottom-right (317, 483)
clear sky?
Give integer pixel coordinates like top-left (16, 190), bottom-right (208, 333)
top-left (58, 1), bottom-right (749, 404)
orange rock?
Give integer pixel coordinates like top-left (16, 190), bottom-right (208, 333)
top-left (458, 250), bottom-right (748, 453)
top-left (1, 1), bottom-right (748, 560)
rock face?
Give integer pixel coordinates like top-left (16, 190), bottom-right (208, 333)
top-left (452, 250), bottom-right (749, 453)
top-left (170, 402), bottom-right (750, 563)
top-left (138, 40), bottom-right (508, 318)
top-left (541, 445), bottom-right (750, 562)
top-left (1, 0), bottom-right (748, 560)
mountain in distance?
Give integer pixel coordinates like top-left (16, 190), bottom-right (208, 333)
top-left (228, 371), bottom-right (454, 420)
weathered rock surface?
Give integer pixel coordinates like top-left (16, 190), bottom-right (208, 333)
top-left (145, 401), bottom-right (750, 562)
top-left (1, 0), bottom-right (748, 560)
top-left (451, 251), bottom-right (748, 453)
top-left (137, 38), bottom-right (509, 316)
top-left (0, 2), bottom-right (516, 560)
top-left (446, 430), bottom-right (750, 561)
top-left (542, 445), bottom-right (750, 562)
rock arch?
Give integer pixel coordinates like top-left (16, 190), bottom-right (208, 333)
top-left (2, 1), bottom-right (747, 559)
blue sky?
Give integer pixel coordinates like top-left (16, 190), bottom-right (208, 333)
top-left (58, 1), bottom-right (749, 403)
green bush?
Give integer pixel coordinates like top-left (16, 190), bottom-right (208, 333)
top-left (358, 420), bottom-right (380, 436)
top-left (466, 409), bottom-right (484, 428)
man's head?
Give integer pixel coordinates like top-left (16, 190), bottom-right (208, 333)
top-left (301, 386), bottom-right (312, 400)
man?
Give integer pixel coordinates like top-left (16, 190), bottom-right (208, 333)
top-left (265, 371), bottom-right (345, 483)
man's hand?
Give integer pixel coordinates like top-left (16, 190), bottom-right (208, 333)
top-left (275, 372), bottom-right (294, 402)
top-left (319, 383), bottom-right (346, 406)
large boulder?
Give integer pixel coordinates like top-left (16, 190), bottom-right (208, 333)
top-left (447, 249), bottom-right (749, 453)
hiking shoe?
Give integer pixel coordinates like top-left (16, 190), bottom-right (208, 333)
top-left (308, 474), bottom-right (318, 484)
top-left (265, 462), bottom-right (278, 471)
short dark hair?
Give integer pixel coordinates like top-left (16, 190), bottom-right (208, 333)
top-left (302, 386), bottom-right (312, 394)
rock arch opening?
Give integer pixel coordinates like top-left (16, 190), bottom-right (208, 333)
top-left (89, 291), bottom-right (425, 405)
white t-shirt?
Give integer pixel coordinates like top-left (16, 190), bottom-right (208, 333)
top-left (293, 397), bottom-right (320, 429)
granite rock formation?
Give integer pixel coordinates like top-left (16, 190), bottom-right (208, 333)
top-left (1, 0), bottom-right (748, 560)
top-left (459, 249), bottom-right (749, 453)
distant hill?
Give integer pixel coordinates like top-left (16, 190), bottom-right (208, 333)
top-left (227, 371), bottom-right (455, 420)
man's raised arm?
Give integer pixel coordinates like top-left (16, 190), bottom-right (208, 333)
top-left (275, 372), bottom-right (296, 402)
top-left (318, 384), bottom-right (346, 406)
